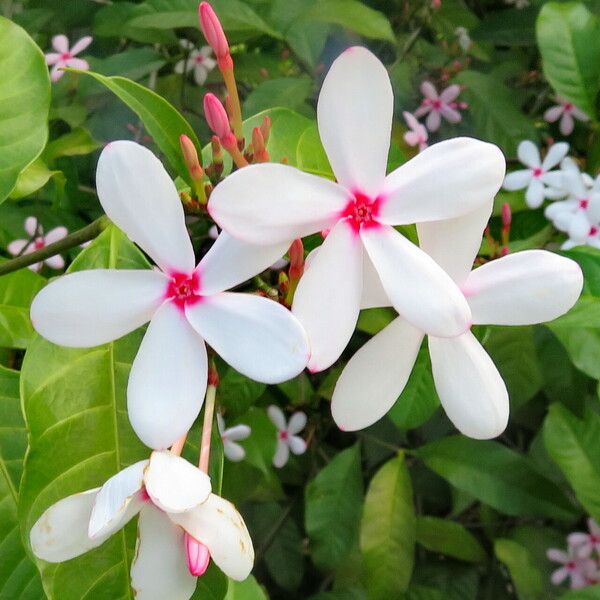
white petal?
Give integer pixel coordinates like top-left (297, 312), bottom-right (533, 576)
top-left (144, 451), bottom-right (211, 513)
top-left (517, 140), bottom-right (541, 169)
top-left (131, 505), bottom-right (197, 600)
top-left (547, 548), bottom-right (570, 563)
top-left (361, 225), bottom-right (471, 337)
top-left (426, 110), bottom-right (441, 132)
top-left (568, 211), bottom-right (591, 242)
top-left (44, 254), bottom-right (65, 270)
top-left (288, 435), bottom-right (307, 455)
top-left (361, 249), bottom-right (390, 308)
top-left (421, 81), bottom-right (439, 100)
top-left (503, 169), bottom-right (532, 191)
top-left (542, 142), bottom-right (570, 171)
top-left (208, 163), bottom-right (347, 245)
top-left (24, 216), bottom-right (38, 237)
top-left (440, 84), bottom-right (461, 103)
top-left (380, 138), bottom-right (505, 225)
top-left (540, 170), bottom-right (564, 189)
top-left (560, 113), bottom-right (574, 136)
top-left (96, 141), bottom-right (195, 273)
top-left (317, 46), bottom-right (392, 196)
top-left (525, 178), bottom-right (545, 208)
top-left (429, 332), bottom-right (509, 439)
top-left (52, 34), bottom-right (69, 53)
top-left (550, 567), bottom-right (569, 585)
top-left (287, 412), bottom-right (307, 435)
top-left (198, 232), bottom-right (288, 295)
top-left (185, 292), bottom-right (309, 383)
top-left (30, 270), bottom-right (167, 347)
top-left (273, 439), bottom-right (289, 468)
top-left (169, 494), bottom-right (254, 581)
top-left (70, 35), bottom-right (93, 56)
top-left (224, 424), bottom-right (251, 442)
top-left (44, 226), bottom-right (68, 244)
top-left (332, 316), bottom-right (423, 431)
top-left (223, 440), bottom-right (246, 462)
top-left (30, 489), bottom-right (107, 562)
top-left (89, 460), bottom-right (147, 539)
top-left (292, 220), bottom-right (363, 371)
top-left (464, 250), bottom-right (583, 325)
top-left (544, 105), bottom-right (564, 123)
top-left (417, 201), bottom-right (493, 286)
top-left (267, 405), bottom-right (286, 430)
top-left (128, 302), bottom-right (208, 449)
top-left (7, 239), bottom-right (28, 256)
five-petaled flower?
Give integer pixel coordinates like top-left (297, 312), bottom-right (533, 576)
top-left (268, 405), bottom-right (307, 468)
top-left (8, 217), bottom-right (68, 271)
top-left (209, 47), bottom-right (505, 372)
top-left (175, 39), bottom-right (216, 85)
top-left (544, 97), bottom-right (589, 136)
top-left (414, 81), bottom-right (464, 132)
top-left (569, 519), bottom-right (600, 559)
top-left (45, 34), bottom-right (92, 82)
top-left (30, 141), bottom-right (309, 449)
top-left (502, 140), bottom-right (569, 208)
top-left (331, 200), bottom-right (582, 438)
top-left (547, 547), bottom-right (598, 589)
top-left (30, 451), bottom-right (253, 599)
top-left (217, 414), bottom-right (251, 462)
top-left (402, 111), bottom-right (428, 152)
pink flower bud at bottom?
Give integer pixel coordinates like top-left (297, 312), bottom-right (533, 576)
top-left (185, 533), bottom-right (211, 577)
top-left (204, 93), bottom-right (232, 141)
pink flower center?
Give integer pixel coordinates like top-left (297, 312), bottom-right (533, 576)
top-left (591, 534), bottom-right (599, 544)
top-left (60, 52), bottom-right (71, 61)
top-left (567, 560), bottom-right (577, 571)
top-left (195, 55), bottom-right (205, 64)
top-left (532, 167), bottom-right (544, 178)
top-left (340, 192), bottom-right (382, 233)
top-left (564, 102), bottom-right (573, 112)
top-left (165, 272), bottom-right (201, 309)
top-left (432, 99), bottom-right (442, 110)
top-left (279, 430), bottom-right (289, 441)
top-left (139, 487), bottom-right (151, 503)
top-left (34, 238), bottom-right (45, 249)
top-left (591, 226), bottom-right (599, 236)
top-left (580, 198), bottom-right (589, 209)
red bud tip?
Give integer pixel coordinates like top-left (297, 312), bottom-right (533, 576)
top-left (288, 239), bottom-right (304, 280)
top-left (260, 116), bottom-right (271, 145)
top-left (501, 202), bottom-right (512, 229)
top-left (179, 134), bottom-right (204, 180)
top-left (204, 93), bottom-right (233, 141)
top-left (185, 533), bottom-right (211, 577)
top-left (208, 365), bottom-right (219, 387)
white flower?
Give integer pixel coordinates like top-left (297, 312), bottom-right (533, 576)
top-left (268, 405), bottom-right (307, 468)
top-left (7, 217), bottom-right (68, 271)
top-left (503, 140), bottom-right (569, 208)
top-left (217, 414), bottom-right (251, 462)
top-left (505, 0), bottom-right (529, 7)
top-left (414, 81), bottom-right (464, 131)
top-left (544, 97), bottom-right (589, 136)
top-left (568, 519), bottom-right (600, 558)
top-left (208, 47), bottom-right (505, 372)
top-left (331, 200), bottom-right (583, 438)
top-left (547, 547), bottom-right (598, 589)
top-left (175, 39), bottom-right (216, 86)
top-left (402, 111), bottom-right (428, 152)
top-left (561, 226), bottom-right (600, 250)
top-left (30, 141), bottom-right (310, 449)
top-left (30, 451), bottom-right (253, 599)
top-left (45, 34), bottom-right (92, 82)
top-left (455, 27), bottom-right (472, 51)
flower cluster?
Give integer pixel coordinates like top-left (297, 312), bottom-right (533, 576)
top-left (8, 217), bottom-right (68, 271)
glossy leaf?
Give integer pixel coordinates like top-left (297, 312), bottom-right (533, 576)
top-left (224, 576), bottom-right (268, 600)
top-left (494, 539), bottom-right (544, 600)
top-left (416, 517), bottom-right (486, 563)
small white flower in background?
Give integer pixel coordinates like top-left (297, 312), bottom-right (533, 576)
top-left (544, 97), bottom-right (589, 136)
top-left (561, 225), bottom-right (600, 250)
top-left (502, 140), bottom-right (569, 208)
top-left (402, 111), bottom-right (428, 152)
top-left (217, 414), bottom-right (251, 462)
top-left (455, 27), bottom-right (472, 52)
top-left (414, 81), bottom-right (464, 131)
top-left (505, 0), bottom-right (530, 7)
top-left (175, 39), bottom-right (216, 86)
top-left (547, 547), bottom-right (598, 589)
top-left (45, 34), bottom-right (92, 82)
top-left (8, 217), bottom-right (68, 271)
top-left (331, 200), bottom-right (582, 439)
top-left (30, 451), bottom-right (253, 599)
top-left (568, 519), bottom-right (600, 558)
top-left (268, 405), bottom-right (307, 468)
top-left (30, 141), bottom-right (309, 450)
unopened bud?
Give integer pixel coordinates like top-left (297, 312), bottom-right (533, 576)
top-left (288, 239), bottom-right (304, 281)
top-left (198, 2), bottom-right (232, 69)
top-left (211, 136), bottom-right (223, 165)
top-left (179, 134), bottom-right (204, 182)
top-left (252, 127), bottom-right (269, 162)
top-left (208, 364), bottom-right (219, 387)
top-left (501, 202), bottom-right (512, 230)
top-left (185, 533), bottom-right (211, 577)
top-left (260, 116), bottom-right (271, 145)
top-left (204, 93), bottom-right (232, 140)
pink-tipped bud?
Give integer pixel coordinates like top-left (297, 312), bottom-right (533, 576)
top-left (179, 134), bottom-right (204, 181)
top-left (208, 364), bottom-right (220, 387)
top-left (204, 94), bottom-right (234, 142)
top-left (260, 116), bottom-right (271, 145)
top-left (501, 202), bottom-right (512, 230)
top-left (185, 533), bottom-right (211, 577)
top-left (252, 127), bottom-right (269, 162)
top-left (288, 239), bottom-right (304, 281)
top-left (199, 2), bottom-right (232, 69)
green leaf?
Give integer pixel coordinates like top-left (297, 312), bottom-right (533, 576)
top-left (42, 128), bottom-right (100, 162)
top-left (0, 266), bottom-right (45, 349)
top-left (0, 17), bottom-right (51, 203)
top-left (305, 0), bottom-right (395, 43)
top-left (537, 2), bottom-right (600, 119)
top-left (418, 436), bottom-right (577, 520)
top-left (543, 403), bottom-right (600, 521)
top-left (218, 368), bottom-right (265, 419)
top-left (296, 123), bottom-right (333, 179)
top-left (224, 576), bottom-right (268, 600)
top-left (0, 366), bottom-right (44, 599)
top-left (9, 159), bottom-right (57, 201)
top-left (454, 70), bottom-right (538, 155)
top-left (548, 324), bottom-right (600, 379)
top-left (561, 586), bottom-right (600, 599)
top-left (360, 452), bottom-right (415, 599)
top-left (388, 347), bottom-right (440, 430)
top-left (472, 7), bottom-right (537, 47)
top-left (75, 70), bottom-right (201, 185)
top-left (244, 78), bottom-right (314, 118)
top-left (494, 539), bottom-right (544, 600)
top-left (19, 226), bottom-right (151, 600)
top-left (416, 517), bottom-right (486, 563)
top-left (305, 445), bottom-right (363, 571)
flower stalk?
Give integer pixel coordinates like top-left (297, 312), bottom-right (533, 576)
top-left (199, 362), bottom-right (219, 473)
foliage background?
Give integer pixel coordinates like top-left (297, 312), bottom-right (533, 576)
top-left (2, 0), bottom-right (600, 599)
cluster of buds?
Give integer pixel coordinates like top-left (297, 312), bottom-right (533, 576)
top-left (277, 239), bottom-right (305, 307)
top-left (482, 202), bottom-right (512, 260)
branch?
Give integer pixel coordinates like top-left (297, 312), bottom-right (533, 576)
top-left (0, 216), bottom-right (111, 277)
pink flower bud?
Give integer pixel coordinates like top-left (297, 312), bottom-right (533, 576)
top-left (198, 2), bottom-right (232, 68)
top-left (288, 239), bottom-right (304, 281)
top-left (501, 202), bottom-right (512, 230)
top-left (185, 533), bottom-right (211, 577)
top-left (179, 134), bottom-right (204, 181)
top-left (203, 93), bottom-right (232, 140)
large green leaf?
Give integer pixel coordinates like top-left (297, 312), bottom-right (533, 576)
top-left (561, 586), bottom-right (600, 599)
top-left (19, 226), bottom-right (151, 600)
top-left (494, 539), bottom-right (544, 600)
top-left (0, 366), bottom-right (44, 599)
top-left (543, 404), bottom-right (600, 521)
top-left (416, 517), bottom-right (486, 563)
top-left (537, 2), bottom-right (600, 119)
top-left (224, 576), bottom-right (268, 600)
top-left (417, 436), bottom-right (577, 520)
top-left (0, 17), bottom-right (51, 202)
top-left (305, 445), bottom-right (363, 571)
top-left (76, 70), bottom-right (201, 186)
top-left (360, 452), bottom-right (415, 599)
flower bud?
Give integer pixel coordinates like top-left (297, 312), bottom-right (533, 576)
top-left (288, 239), bottom-right (304, 281)
top-left (204, 94), bottom-right (237, 152)
top-left (184, 533), bottom-right (211, 577)
top-left (252, 127), bottom-right (269, 162)
top-left (501, 202), bottom-right (512, 230)
top-left (198, 2), bottom-right (232, 70)
top-left (208, 364), bottom-right (220, 387)
top-left (179, 134), bottom-right (204, 182)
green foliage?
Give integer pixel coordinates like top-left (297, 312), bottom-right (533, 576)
top-left (416, 517), bottom-right (486, 563)
top-left (494, 539), bottom-right (545, 600)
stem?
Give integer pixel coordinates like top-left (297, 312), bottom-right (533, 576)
top-left (222, 68), bottom-right (243, 142)
top-left (199, 382), bottom-right (217, 473)
top-left (170, 433), bottom-right (188, 457)
top-left (0, 216), bottom-right (110, 277)
top-left (225, 143), bottom-right (249, 169)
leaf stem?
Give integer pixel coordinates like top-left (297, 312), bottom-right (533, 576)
top-left (199, 362), bottom-right (218, 473)
top-left (0, 216), bottom-right (111, 277)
